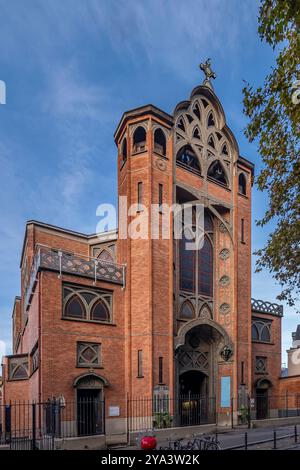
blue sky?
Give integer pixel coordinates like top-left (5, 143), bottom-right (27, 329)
top-left (0, 0), bottom-right (298, 363)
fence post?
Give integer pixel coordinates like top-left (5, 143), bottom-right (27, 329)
top-left (286, 392), bottom-right (289, 418)
top-left (295, 425), bottom-right (297, 444)
top-left (103, 397), bottom-right (106, 436)
top-left (247, 395), bottom-right (251, 429)
top-left (273, 430), bottom-right (277, 450)
top-left (245, 432), bottom-right (248, 450)
top-left (32, 403), bottom-right (36, 450)
top-left (231, 397), bottom-right (234, 429)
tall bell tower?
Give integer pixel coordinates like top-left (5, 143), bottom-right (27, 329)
top-left (114, 106), bottom-right (174, 400)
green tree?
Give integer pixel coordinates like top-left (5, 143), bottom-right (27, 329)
top-left (243, 0), bottom-right (300, 307)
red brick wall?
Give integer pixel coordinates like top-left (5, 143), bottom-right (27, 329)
top-left (251, 313), bottom-right (282, 395)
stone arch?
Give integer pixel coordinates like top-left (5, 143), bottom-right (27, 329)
top-left (255, 378), bottom-right (273, 390)
top-left (73, 372), bottom-right (109, 389)
top-left (175, 316), bottom-right (233, 352)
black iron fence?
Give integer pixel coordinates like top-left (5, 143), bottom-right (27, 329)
top-left (230, 393), bottom-right (300, 427)
top-left (223, 426), bottom-right (299, 450)
top-left (127, 395), bottom-right (216, 432)
top-left (0, 398), bottom-right (105, 449)
top-left (1, 393), bottom-right (300, 448)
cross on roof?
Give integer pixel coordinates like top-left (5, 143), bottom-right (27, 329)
top-left (199, 59), bottom-right (216, 89)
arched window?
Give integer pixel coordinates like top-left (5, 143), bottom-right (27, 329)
top-left (63, 285), bottom-right (112, 323)
top-left (154, 128), bottom-right (166, 155)
top-left (9, 357), bottom-right (28, 381)
top-left (180, 301), bottom-right (194, 319)
top-left (238, 173), bottom-right (247, 195)
top-left (177, 116), bottom-right (185, 132)
top-left (98, 249), bottom-right (114, 263)
top-left (208, 134), bottom-right (215, 149)
top-left (13, 365), bottom-right (28, 379)
top-left (176, 145), bottom-right (201, 175)
top-left (252, 319), bottom-right (271, 343)
top-left (179, 232), bottom-right (195, 292)
top-left (201, 98), bottom-right (209, 108)
top-left (198, 236), bottom-right (213, 296)
top-left (207, 161), bottom-right (228, 186)
top-left (65, 295), bottom-right (86, 319)
top-left (121, 138), bottom-right (127, 166)
top-left (193, 127), bottom-right (201, 140)
top-left (207, 111), bottom-right (215, 127)
top-left (252, 324), bottom-right (259, 341)
top-left (90, 299), bottom-right (110, 322)
top-left (192, 102), bottom-right (201, 120)
top-left (261, 325), bottom-right (270, 342)
top-left (133, 126), bottom-right (146, 153)
top-left (179, 211), bottom-right (214, 298)
top-left (222, 143), bottom-right (228, 155)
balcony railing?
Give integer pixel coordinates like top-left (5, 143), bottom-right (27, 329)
top-left (251, 298), bottom-right (283, 317)
top-left (24, 245), bottom-right (126, 311)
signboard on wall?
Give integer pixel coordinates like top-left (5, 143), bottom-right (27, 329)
top-left (221, 376), bottom-right (231, 407)
top-left (109, 406), bottom-right (120, 417)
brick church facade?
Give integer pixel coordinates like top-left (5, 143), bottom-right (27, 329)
top-left (1, 69), bottom-right (286, 436)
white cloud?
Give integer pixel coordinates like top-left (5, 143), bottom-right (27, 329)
top-left (0, 340), bottom-right (7, 362)
top-left (0, 1), bottom-right (259, 81)
top-left (41, 62), bottom-right (109, 120)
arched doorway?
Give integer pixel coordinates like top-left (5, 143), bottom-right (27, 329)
top-left (74, 373), bottom-right (108, 436)
top-left (255, 378), bottom-right (272, 420)
top-left (179, 370), bottom-right (209, 425)
top-left (175, 318), bottom-right (233, 425)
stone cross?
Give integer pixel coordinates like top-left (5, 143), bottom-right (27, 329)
top-left (199, 59), bottom-right (216, 88)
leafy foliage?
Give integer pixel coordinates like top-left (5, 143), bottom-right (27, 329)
top-left (243, 0), bottom-right (300, 307)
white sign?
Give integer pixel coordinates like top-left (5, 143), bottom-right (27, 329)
top-left (109, 406), bottom-right (120, 417)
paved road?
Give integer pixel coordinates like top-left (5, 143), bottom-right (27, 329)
top-left (213, 425), bottom-right (298, 450)
top-left (117, 424), bottom-right (300, 450)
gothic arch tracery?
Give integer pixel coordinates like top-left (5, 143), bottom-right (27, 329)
top-left (174, 86), bottom-right (238, 189)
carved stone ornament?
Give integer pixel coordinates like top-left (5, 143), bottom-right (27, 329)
top-left (155, 158), bottom-right (167, 172)
top-left (199, 306), bottom-right (212, 320)
top-left (219, 303), bottom-right (230, 314)
top-left (219, 275), bottom-right (230, 287)
top-left (219, 248), bottom-right (230, 260)
top-left (220, 345), bottom-right (233, 362)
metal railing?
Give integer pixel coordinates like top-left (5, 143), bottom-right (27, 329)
top-left (224, 426), bottom-right (299, 450)
top-left (127, 395), bottom-right (216, 432)
top-left (24, 245), bottom-right (126, 310)
top-left (0, 398), bottom-right (105, 449)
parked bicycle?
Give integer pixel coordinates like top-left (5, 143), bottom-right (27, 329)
top-left (159, 433), bottom-right (221, 450)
